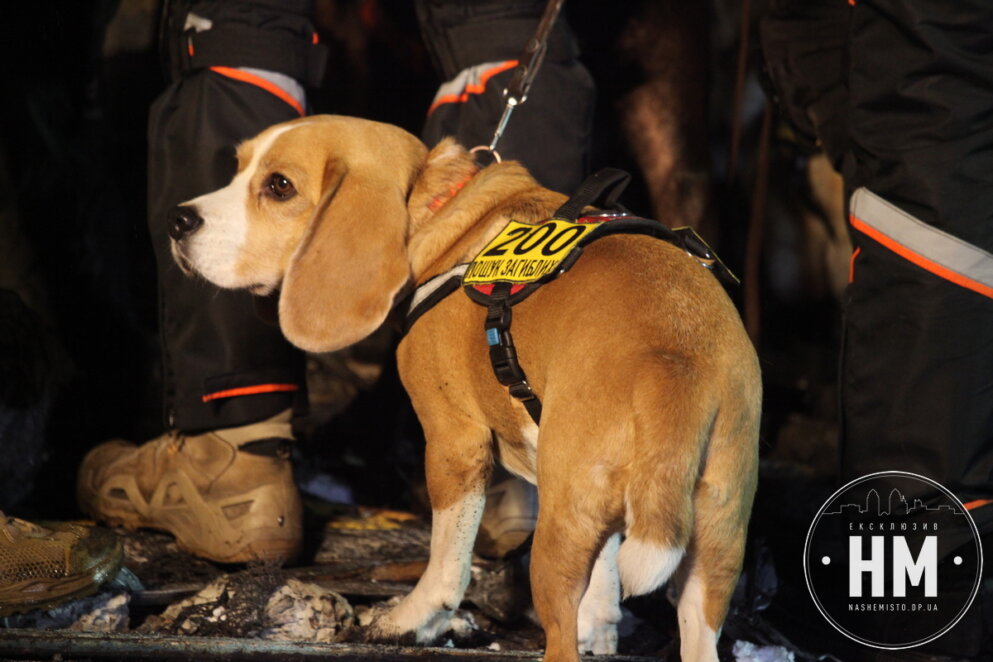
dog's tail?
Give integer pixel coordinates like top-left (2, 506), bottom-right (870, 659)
top-left (615, 358), bottom-right (714, 598)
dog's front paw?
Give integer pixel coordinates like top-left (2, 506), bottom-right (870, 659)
top-left (358, 595), bottom-right (452, 645)
top-left (577, 602), bottom-right (621, 655)
top-left (577, 621), bottom-right (618, 655)
top-left (358, 598), bottom-right (417, 645)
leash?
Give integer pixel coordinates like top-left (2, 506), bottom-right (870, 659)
top-left (471, 0), bottom-right (566, 163)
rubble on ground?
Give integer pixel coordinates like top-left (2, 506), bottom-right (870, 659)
top-left (733, 640), bottom-right (796, 662)
top-left (0, 502), bottom-right (826, 661)
top-left (138, 571), bottom-right (354, 642)
top-left (2, 590), bottom-right (130, 632)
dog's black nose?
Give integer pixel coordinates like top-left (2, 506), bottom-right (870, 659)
top-left (168, 206), bottom-right (204, 240)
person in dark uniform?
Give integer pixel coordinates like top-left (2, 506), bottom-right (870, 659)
top-left (763, 0), bottom-right (993, 656)
top-left (77, 0), bottom-right (325, 563)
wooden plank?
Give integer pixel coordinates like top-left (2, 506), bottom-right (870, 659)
top-left (0, 629), bottom-right (660, 661)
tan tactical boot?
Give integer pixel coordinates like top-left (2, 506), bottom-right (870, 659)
top-left (77, 410), bottom-right (302, 564)
top-left (475, 468), bottom-right (538, 559)
top-left (0, 514), bottom-right (122, 615)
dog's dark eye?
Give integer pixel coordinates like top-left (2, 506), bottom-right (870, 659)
top-left (266, 173), bottom-right (296, 200)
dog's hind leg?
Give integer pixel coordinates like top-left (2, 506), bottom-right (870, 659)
top-left (531, 494), bottom-right (615, 662)
top-left (616, 366), bottom-right (708, 601)
top-left (672, 505), bottom-right (749, 662)
top-left (577, 532), bottom-right (622, 654)
top-left (530, 417), bottom-right (625, 662)
top-left (672, 391), bottom-right (759, 662)
top-left (612, 360), bottom-right (754, 662)
top-left (373, 418), bottom-right (493, 643)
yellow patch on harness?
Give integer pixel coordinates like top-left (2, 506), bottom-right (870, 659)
top-left (463, 219), bottom-right (601, 285)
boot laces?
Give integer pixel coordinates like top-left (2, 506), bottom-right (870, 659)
top-left (163, 430), bottom-right (187, 454)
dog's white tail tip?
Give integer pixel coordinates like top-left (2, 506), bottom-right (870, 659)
top-left (617, 538), bottom-right (684, 598)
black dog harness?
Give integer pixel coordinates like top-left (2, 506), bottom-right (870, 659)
top-left (404, 168), bottom-right (736, 425)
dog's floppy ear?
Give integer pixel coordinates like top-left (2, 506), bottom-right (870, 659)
top-left (279, 159), bottom-right (412, 353)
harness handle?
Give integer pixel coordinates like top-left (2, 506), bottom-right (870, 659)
top-left (554, 168), bottom-right (631, 220)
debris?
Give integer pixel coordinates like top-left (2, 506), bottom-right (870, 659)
top-left (368, 560), bottom-right (428, 582)
top-left (1, 591), bottom-right (129, 632)
top-left (119, 530), bottom-right (222, 590)
top-left (316, 518), bottom-right (430, 564)
top-left (732, 537), bottom-right (778, 614)
top-left (733, 640), bottom-right (796, 662)
top-left (262, 578), bottom-right (354, 643)
top-left (69, 592), bottom-right (130, 632)
top-left (299, 472), bottom-right (354, 504)
top-left (326, 508), bottom-right (421, 531)
top-left (466, 560), bottom-right (531, 624)
top-left (139, 571), bottom-right (354, 643)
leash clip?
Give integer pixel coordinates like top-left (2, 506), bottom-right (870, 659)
top-left (487, 98), bottom-right (519, 153)
top-left (470, 144), bottom-right (502, 166)
top-left (484, 0), bottom-right (565, 154)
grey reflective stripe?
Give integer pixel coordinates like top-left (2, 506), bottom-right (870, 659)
top-left (408, 264), bottom-right (468, 315)
top-left (237, 67), bottom-right (307, 113)
top-left (430, 61), bottom-right (515, 109)
top-left (850, 187), bottom-right (993, 296)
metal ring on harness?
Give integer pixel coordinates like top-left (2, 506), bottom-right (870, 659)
top-left (469, 145), bottom-right (502, 163)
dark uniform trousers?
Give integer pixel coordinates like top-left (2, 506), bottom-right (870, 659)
top-left (763, 0), bottom-right (993, 504)
top-left (840, 1), bottom-right (993, 508)
top-left (416, 0), bottom-right (594, 194)
top-left (148, 0), bottom-right (321, 432)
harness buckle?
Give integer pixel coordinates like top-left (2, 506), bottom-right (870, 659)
top-left (673, 226), bottom-right (740, 285)
top-left (490, 340), bottom-right (528, 386)
top-left (485, 298), bottom-right (513, 332)
top-left (485, 292), bottom-right (527, 386)
top-left (508, 382), bottom-right (537, 401)
top-left (482, 288), bottom-right (542, 423)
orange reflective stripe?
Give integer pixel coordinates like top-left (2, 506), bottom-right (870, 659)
top-left (209, 66), bottom-right (305, 117)
top-left (849, 246), bottom-right (861, 283)
top-left (850, 214), bottom-right (993, 300)
top-left (964, 499), bottom-right (993, 511)
top-left (427, 60), bottom-right (519, 116)
top-left (202, 383), bottom-right (300, 403)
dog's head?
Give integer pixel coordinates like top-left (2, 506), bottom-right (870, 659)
top-left (169, 116), bottom-right (428, 353)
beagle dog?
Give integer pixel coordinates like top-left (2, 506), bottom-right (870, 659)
top-left (169, 115), bottom-right (761, 662)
